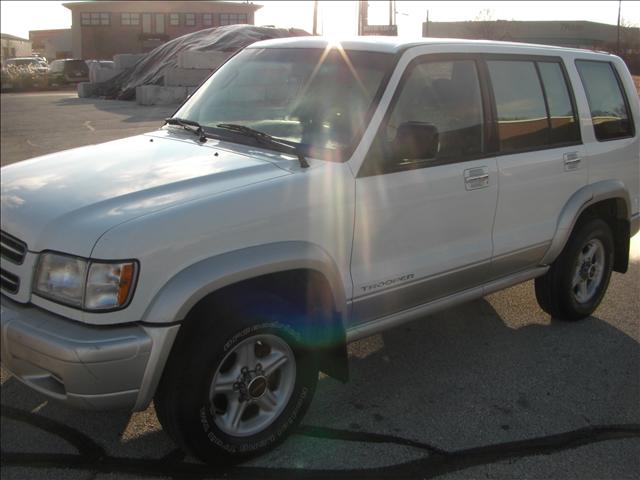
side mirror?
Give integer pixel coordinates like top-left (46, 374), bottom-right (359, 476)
top-left (392, 121), bottom-right (439, 161)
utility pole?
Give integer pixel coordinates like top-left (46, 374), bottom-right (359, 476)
top-left (313, 0), bottom-right (318, 36)
top-left (424, 10), bottom-right (429, 37)
top-left (389, 0), bottom-right (393, 26)
top-left (616, 0), bottom-right (622, 54)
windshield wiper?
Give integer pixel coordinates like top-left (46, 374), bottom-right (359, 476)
top-left (216, 123), bottom-right (309, 168)
top-left (164, 117), bottom-right (208, 143)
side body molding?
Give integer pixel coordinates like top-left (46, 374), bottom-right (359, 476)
top-left (541, 180), bottom-right (631, 265)
top-left (142, 241), bottom-right (348, 326)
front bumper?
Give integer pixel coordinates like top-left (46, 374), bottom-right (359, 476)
top-left (1, 296), bottom-right (178, 410)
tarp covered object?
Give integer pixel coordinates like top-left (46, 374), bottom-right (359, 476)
top-left (94, 25), bottom-right (309, 100)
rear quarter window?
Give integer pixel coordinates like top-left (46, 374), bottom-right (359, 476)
top-left (575, 60), bottom-right (634, 141)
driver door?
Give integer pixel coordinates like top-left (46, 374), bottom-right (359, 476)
top-left (349, 56), bottom-right (498, 325)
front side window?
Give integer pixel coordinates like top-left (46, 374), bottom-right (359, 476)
top-left (175, 47), bottom-right (395, 161)
top-left (362, 59), bottom-right (485, 175)
top-left (576, 60), bottom-right (633, 141)
top-left (488, 60), bottom-right (548, 152)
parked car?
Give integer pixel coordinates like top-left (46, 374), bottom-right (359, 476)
top-left (1, 38), bottom-right (639, 464)
top-left (47, 58), bottom-right (89, 85)
top-left (3, 57), bottom-right (48, 74)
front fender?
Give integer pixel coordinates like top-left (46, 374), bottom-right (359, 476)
top-left (141, 241), bottom-right (347, 325)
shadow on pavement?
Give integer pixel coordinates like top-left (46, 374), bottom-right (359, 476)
top-left (2, 296), bottom-right (639, 478)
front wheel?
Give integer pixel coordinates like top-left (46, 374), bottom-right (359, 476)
top-left (154, 297), bottom-right (318, 464)
top-left (535, 217), bottom-right (614, 321)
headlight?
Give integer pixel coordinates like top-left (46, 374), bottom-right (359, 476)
top-left (34, 252), bottom-right (138, 311)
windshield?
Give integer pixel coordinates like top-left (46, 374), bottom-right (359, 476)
top-left (174, 47), bottom-right (395, 161)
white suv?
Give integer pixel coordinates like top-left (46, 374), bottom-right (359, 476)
top-left (1, 37), bottom-right (639, 464)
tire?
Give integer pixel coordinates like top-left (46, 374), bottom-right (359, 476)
top-left (154, 293), bottom-right (318, 464)
top-left (535, 217), bottom-right (614, 321)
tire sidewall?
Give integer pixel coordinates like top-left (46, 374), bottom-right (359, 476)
top-left (178, 318), bottom-right (317, 463)
top-left (559, 219), bottom-right (614, 317)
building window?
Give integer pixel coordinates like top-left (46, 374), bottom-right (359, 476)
top-left (121, 13), bottom-right (140, 26)
top-left (202, 13), bottom-right (213, 26)
top-left (81, 12), bottom-right (110, 26)
top-left (142, 13), bottom-right (152, 33)
top-left (185, 13), bottom-right (196, 26)
top-left (169, 13), bottom-right (180, 26)
top-left (219, 13), bottom-right (248, 26)
top-left (155, 13), bottom-right (166, 34)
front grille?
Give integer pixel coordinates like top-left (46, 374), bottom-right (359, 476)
top-left (0, 268), bottom-right (20, 294)
top-left (1, 231), bottom-right (27, 265)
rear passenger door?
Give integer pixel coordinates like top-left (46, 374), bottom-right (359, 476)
top-left (486, 56), bottom-right (587, 277)
top-left (350, 56), bottom-right (498, 325)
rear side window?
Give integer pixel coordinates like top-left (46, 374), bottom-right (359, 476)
top-left (575, 60), bottom-right (633, 141)
top-left (537, 62), bottom-right (580, 144)
top-left (488, 60), bottom-right (549, 152)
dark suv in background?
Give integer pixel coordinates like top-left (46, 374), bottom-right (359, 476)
top-left (48, 59), bottom-right (89, 85)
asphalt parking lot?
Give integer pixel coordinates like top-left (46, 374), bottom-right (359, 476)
top-left (1, 92), bottom-right (639, 479)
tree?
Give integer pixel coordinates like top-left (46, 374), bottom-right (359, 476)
top-left (466, 9), bottom-right (507, 40)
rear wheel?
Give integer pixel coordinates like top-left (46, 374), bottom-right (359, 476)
top-left (154, 295), bottom-right (318, 464)
top-left (535, 218), bottom-right (614, 321)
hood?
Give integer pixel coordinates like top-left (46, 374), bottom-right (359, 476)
top-left (1, 131), bottom-right (291, 256)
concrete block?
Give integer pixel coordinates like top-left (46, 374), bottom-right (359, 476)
top-left (177, 51), bottom-right (229, 69)
top-left (136, 85), bottom-right (187, 105)
top-left (113, 53), bottom-right (145, 70)
top-left (77, 82), bottom-right (96, 98)
top-left (163, 67), bottom-right (211, 87)
top-left (89, 65), bottom-right (124, 83)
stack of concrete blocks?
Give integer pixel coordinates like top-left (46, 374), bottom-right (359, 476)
top-left (78, 54), bottom-right (144, 98)
top-left (136, 50), bottom-right (230, 106)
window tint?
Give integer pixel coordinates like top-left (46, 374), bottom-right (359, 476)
top-left (363, 59), bottom-right (484, 175)
top-left (537, 62), bottom-right (579, 144)
top-left (576, 60), bottom-right (633, 141)
top-left (488, 60), bottom-right (548, 152)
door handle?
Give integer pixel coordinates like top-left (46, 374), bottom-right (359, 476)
top-left (563, 151), bottom-right (581, 171)
top-left (464, 166), bottom-right (489, 190)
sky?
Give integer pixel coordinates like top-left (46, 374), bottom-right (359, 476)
top-left (1, 1), bottom-right (639, 40)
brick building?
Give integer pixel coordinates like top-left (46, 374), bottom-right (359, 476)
top-left (63, 1), bottom-right (262, 59)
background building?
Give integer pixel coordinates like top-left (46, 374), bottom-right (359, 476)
top-left (422, 20), bottom-right (640, 73)
top-left (63, 1), bottom-right (262, 59)
top-left (1, 33), bottom-right (32, 64)
top-left (29, 29), bottom-right (73, 61)
top-left (423, 20), bottom-right (639, 50)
